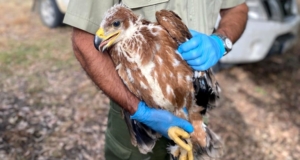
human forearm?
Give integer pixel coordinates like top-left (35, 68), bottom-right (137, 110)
top-left (71, 28), bottom-right (139, 114)
top-left (216, 3), bottom-right (248, 43)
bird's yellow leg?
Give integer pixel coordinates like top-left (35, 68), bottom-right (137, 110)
top-left (187, 140), bottom-right (193, 160)
top-left (179, 149), bottom-right (187, 160)
top-left (168, 127), bottom-right (193, 152)
top-left (168, 135), bottom-right (193, 160)
top-left (180, 139), bottom-right (193, 160)
top-left (179, 149), bottom-right (193, 160)
top-left (178, 140), bottom-right (193, 160)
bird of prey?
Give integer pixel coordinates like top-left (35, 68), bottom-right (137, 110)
top-left (94, 4), bottom-right (222, 160)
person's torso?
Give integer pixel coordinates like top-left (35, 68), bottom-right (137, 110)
top-left (123, 0), bottom-right (224, 34)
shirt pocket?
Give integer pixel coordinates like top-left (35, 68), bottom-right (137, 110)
top-left (122, 0), bottom-right (169, 21)
top-left (122, 0), bottom-right (169, 9)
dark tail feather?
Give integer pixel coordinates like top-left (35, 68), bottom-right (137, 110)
top-left (123, 110), bottom-right (159, 154)
top-left (205, 127), bottom-right (224, 158)
top-left (193, 69), bottom-right (221, 114)
top-left (193, 127), bottom-right (224, 160)
top-left (193, 69), bottom-right (223, 159)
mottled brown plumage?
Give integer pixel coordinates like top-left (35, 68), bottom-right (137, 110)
top-left (94, 4), bottom-right (223, 159)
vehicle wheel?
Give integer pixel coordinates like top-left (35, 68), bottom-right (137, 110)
top-left (39, 0), bottom-right (64, 28)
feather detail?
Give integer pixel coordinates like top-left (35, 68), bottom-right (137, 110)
top-left (156, 10), bottom-right (192, 44)
top-left (193, 69), bottom-right (221, 114)
top-left (123, 110), bottom-right (159, 154)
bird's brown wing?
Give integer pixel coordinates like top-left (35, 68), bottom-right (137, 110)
top-left (156, 9), bottom-right (223, 158)
top-left (156, 9), bottom-right (220, 111)
top-left (156, 10), bottom-right (191, 44)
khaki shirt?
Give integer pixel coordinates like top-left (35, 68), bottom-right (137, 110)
top-left (63, 0), bottom-right (245, 35)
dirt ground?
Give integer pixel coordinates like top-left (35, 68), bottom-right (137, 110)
top-left (0, 1), bottom-right (299, 160)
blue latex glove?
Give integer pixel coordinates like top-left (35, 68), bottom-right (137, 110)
top-left (131, 101), bottom-right (194, 139)
top-left (177, 29), bottom-right (225, 71)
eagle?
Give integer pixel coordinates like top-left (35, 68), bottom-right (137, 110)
top-left (94, 4), bottom-right (223, 160)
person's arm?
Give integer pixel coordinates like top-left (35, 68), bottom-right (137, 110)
top-left (177, 3), bottom-right (248, 71)
top-left (216, 3), bottom-right (249, 43)
top-left (72, 28), bottom-right (139, 114)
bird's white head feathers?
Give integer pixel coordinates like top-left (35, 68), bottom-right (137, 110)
top-left (96, 3), bottom-right (144, 51)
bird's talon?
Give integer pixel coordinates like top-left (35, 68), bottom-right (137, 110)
top-left (179, 147), bottom-right (193, 160)
top-left (169, 142), bottom-right (193, 160)
top-left (187, 141), bottom-right (193, 160)
top-left (168, 127), bottom-right (192, 152)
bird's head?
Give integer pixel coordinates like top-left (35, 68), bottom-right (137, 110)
top-left (94, 4), bottom-right (138, 52)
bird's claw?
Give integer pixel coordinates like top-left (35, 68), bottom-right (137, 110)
top-left (168, 127), bottom-right (191, 151)
top-left (168, 127), bottom-right (193, 160)
top-left (169, 142), bottom-right (193, 160)
top-left (180, 149), bottom-right (193, 160)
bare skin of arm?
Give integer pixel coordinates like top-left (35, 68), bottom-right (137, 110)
top-left (216, 3), bottom-right (249, 43)
top-left (70, 3), bottom-right (248, 115)
top-left (72, 28), bottom-right (139, 114)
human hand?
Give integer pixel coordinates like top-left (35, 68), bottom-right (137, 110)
top-left (177, 30), bottom-right (225, 71)
top-left (130, 101), bottom-right (194, 139)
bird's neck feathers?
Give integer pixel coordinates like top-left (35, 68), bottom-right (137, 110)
top-left (124, 16), bottom-right (143, 40)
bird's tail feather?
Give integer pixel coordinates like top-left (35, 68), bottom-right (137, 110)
top-left (205, 127), bottom-right (224, 158)
top-left (193, 126), bottom-right (224, 160)
top-left (123, 110), bottom-right (159, 154)
top-left (193, 69), bottom-right (221, 113)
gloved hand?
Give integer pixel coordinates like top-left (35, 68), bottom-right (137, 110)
top-left (130, 101), bottom-right (194, 139)
top-left (177, 29), bottom-right (225, 71)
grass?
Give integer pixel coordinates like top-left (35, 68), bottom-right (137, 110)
top-left (0, 26), bottom-right (76, 80)
top-left (0, 36), bottom-right (74, 67)
top-left (0, 43), bottom-right (41, 66)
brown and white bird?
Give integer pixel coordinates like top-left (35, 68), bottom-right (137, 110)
top-left (94, 4), bottom-right (222, 160)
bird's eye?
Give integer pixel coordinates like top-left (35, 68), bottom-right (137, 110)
top-left (112, 21), bottom-right (121, 28)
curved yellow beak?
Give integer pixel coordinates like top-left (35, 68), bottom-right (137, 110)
top-left (94, 28), bottom-right (120, 52)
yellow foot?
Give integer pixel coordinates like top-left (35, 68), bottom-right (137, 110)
top-left (179, 146), bottom-right (193, 160)
top-left (169, 143), bottom-right (193, 160)
top-left (168, 127), bottom-right (193, 160)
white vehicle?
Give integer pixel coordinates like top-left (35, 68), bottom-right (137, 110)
top-left (36, 0), bottom-right (300, 65)
top-left (220, 0), bottom-right (300, 64)
top-left (36, 0), bottom-right (69, 28)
